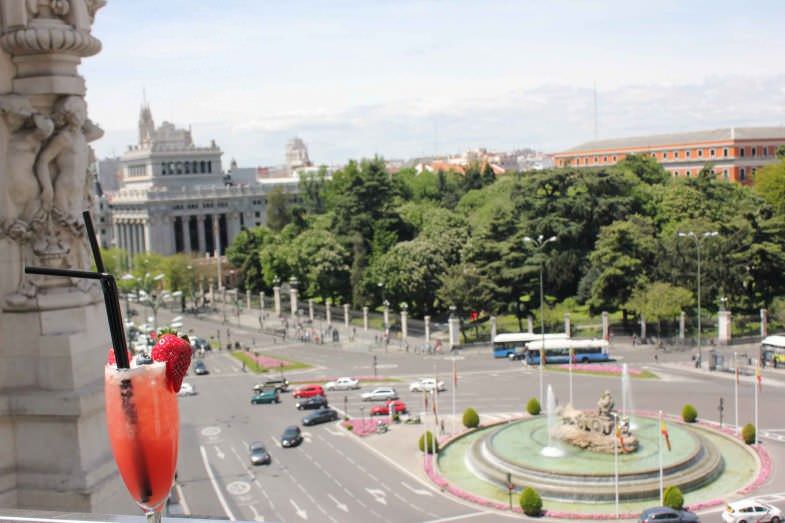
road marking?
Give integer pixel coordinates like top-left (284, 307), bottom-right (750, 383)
top-left (401, 481), bottom-right (433, 496)
top-left (365, 488), bottom-right (387, 505)
top-left (202, 426), bottom-right (221, 437)
top-left (253, 479), bottom-right (275, 510)
top-left (328, 493), bottom-right (349, 512)
top-left (271, 435), bottom-right (282, 448)
top-left (214, 445), bottom-right (225, 459)
top-left (175, 482), bottom-right (191, 515)
top-left (199, 445), bottom-right (237, 521)
top-left (325, 427), bottom-right (345, 436)
top-left (227, 480), bottom-right (251, 496)
top-left (290, 499), bottom-right (308, 519)
top-left (247, 504), bottom-right (265, 522)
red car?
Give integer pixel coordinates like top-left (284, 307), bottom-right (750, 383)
top-left (292, 385), bottom-right (325, 399)
top-left (370, 400), bottom-right (407, 416)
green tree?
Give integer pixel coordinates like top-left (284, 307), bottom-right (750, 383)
top-left (266, 186), bottom-right (291, 232)
top-left (625, 282), bottom-right (693, 338)
top-left (287, 229), bottom-right (351, 302)
top-left (663, 486), bottom-right (684, 510)
top-left (777, 145), bottom-right (785, 159)
top-left (741, 423), bottom-right (756, 445)
top-left (226, 227), bottom-right (271, 292)
top-left (526, 398), bottom-right (541, 415)
top-left (99, 248), bottom-right (130, 274)
top-left (298, 166), bottom-right (329, 214)
top-left (681, 404), bottom-right (698, 423)
top-left (462, 408), bottom-right (480, 428)
top-left (753, 159), bottom-right (785, 216)
top-left (519, 487), bottom-right (543, 516)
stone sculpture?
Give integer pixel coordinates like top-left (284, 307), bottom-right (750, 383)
top-left (0, 0), bottom-right (106, 309)
top-left (553, 391), bottom-right (638, 454)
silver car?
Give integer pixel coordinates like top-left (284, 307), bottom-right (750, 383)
top-left (361, 387), bottom-right (398, 402)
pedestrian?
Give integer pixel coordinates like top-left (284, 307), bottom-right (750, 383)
top-left (632, 334), bottom-right (638, 347)
top-left (654, 354), bottom-right (658, 363)
top-left (440, 419), bottom-right (445, 435)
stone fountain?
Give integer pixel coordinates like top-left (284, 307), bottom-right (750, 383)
top-left (553, 390), bottom-right (638, 454)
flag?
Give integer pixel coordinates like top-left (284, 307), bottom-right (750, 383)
top-left (615, 423), bottom-right (628, 453)
top-left (660, 418), bottom-right (672, 452)
top-left (453, 366), bottom-right (458, 389)
top-left (756, 365), bottom-right (762, 391)
top-left (570, 347), bottom-right (576, 365)
top-left (424, 391), bottom-right (428, 411)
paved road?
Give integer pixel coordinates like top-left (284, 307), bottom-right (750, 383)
top-left (118, 305), bottom-right (785, 522)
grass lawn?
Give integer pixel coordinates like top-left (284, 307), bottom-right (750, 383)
top-left (231, 351), bottom-right (311, 374)
top-left (545, 366), bottom-right (659, 379)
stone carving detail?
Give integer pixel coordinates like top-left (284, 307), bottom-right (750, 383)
top-left (0, 0), bottom-right (105, 310)
top-left (552, 391), bottom-right (639, 454)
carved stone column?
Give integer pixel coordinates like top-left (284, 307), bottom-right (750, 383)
top-left (0, 0), bottom-right (116, 512)
top-left (196, 214), bottom-right (206, 254)
top-left (181, 215), bottom-right (191, 253)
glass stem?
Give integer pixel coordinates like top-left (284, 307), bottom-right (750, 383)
top-left (146, 510), bottom-right (162, 523)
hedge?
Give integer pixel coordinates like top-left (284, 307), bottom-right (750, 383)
top-left (462, 408), bottom-right (480, 428)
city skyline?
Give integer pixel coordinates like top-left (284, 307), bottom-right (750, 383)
top-left (86, 0), bottom-right (785, 166)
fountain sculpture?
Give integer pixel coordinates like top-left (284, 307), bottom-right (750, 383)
top-left (554, 390), bottom-right (638, 454)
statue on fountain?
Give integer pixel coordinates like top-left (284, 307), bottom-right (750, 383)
top-left (553, 390), bottom-right (638, 454)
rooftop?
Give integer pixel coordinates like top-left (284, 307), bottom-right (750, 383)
top-left (558, 126), bottom-right (785, 154)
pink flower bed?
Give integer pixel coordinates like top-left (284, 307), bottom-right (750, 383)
top-left (555, 363), bottom-right (646, 376)
top-left (424, 410), bottom-right (773, 520)
top-left (342, 418), bottom-right (379, 437)
top-left (243, 351), bottom-right (289, 368)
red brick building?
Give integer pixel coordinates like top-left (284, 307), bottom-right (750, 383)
top-left (553, 127), bottom-right (785, 184)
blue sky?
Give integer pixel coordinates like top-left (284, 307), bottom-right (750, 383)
top-left (84, 0), bottom-right (785, 166)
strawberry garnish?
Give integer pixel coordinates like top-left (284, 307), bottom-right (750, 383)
top-left (106, 348), bottom-right (132, 367)
top-left (151, 334), bottom-right (193, 393)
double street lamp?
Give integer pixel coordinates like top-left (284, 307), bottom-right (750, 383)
top-left (523, 234), bottom-right (557, 407)
top-left (677, 231), bottom-right (719, 368)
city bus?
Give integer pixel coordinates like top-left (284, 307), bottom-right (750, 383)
top-left (761, 335), bottom-right (785, 368)
top-left (492, 332), bottom-right (569, 358)
top-left (523, 338), bottom-right (610, 364)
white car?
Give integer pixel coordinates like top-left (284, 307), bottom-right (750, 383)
top-left (324, 377), bottom-right (360, 391)
top-left (361, 387), bottom-right (398, 402)
top-left (409, 378), bottom-right (446, 392)
top-left (723, 499), bottom-right (783, 523)
top-left (177, 382), bottom-right (196, 396)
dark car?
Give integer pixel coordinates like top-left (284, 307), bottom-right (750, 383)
top-left (192, 337), bottom-right (210, 352)
top-left (249, 441), bottom-right (271, 465)
top-left (280, 426), bottom-right (303, 448)
top-left (194, 361), bottom-right (209, 375)
top-left (639, 506), bottom-right (699, 522)
top-left (251, 389), bottom-right (280, 404)
top-left (302, 408), bottom-right (339, 426)
top-left (296, 395), bottom-right (328, 410)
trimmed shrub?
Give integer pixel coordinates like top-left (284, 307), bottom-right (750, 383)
top-left (345, 424), bottom-right (353, 431)
top-left (526, 398), bottom-right (541, 416)
top-left (681, 404), bottom-right (698, 423)
top-left (742, 423), bottom-right (756, 445)
top-left (519, 487), bottom-right (543, 516)
top-left (462, 407), bottom-right (480, 429)
top-left (663, 485), bottom-right (684, 510)
top-left (418, 431), bottom-right (439, 454)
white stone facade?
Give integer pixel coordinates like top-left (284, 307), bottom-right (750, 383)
top-left (109, 106), bottom-right (299, 258)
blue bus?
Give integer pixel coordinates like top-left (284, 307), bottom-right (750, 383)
top-left (492, 333), bottom-right (569, 358)
top-left (524, 338), bottom-right (610, 364)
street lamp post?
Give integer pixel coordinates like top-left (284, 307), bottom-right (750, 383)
top-left (677, 231), bottom-right (718, 369)
top-left (523, 235), bottom-right (557, 407)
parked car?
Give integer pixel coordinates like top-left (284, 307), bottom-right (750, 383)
top-left (292, 385), bottom-right (325, 399)
top-left (193, 360), bottom-right (209, 375)
top-left (409, 378), bottom-right (446, 392)
top-left (361, 387), bottom-right (398, 401)
top-left (251, 389), bottom-right (280, 404)
top-left (639, 506), bottom-right (699, 522)
top-left (280, 426), bottom-right (303, 448)
top-left (177, 382), bottom-right (196, 396)
top-left (302, 408), bottom-right (339, 426)
top-left (324, 377), bottom-right (360, 391)
top-left (370, 400), bottom-right (407, 416)
top-left (723, 499), bottom-right (783, 523)
top-left (191, 337), bottom-right (210, 352)
top-left (296, 395), bottom-right (328, 410)
top-left (254, 378), bottom-right (290, 393)
top-left (249, 441), bottom-right (271, 465)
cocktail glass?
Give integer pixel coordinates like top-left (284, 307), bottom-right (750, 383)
top-left (105, 361), bottom-right (179, 522)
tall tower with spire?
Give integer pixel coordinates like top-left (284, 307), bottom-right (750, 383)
top-left (138, 99), bottom-right (155, 146)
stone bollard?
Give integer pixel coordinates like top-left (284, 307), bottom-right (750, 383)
top-left (601, 311), bottom-right (609, 340)
top-left (259, 291), bottom-right (265, 312)
top-left (718, 310), bottom-right (732, 345)
top-left (363, 306), bottom-right (369, 331)
top-left (564, 313), bottom-right (571, 336)
top-left (326, 304), bottom-right (332, 326)
top-left (290, 287), bottom-right (298, 318)
top-left (527, 316), bottom-right (534, 334)
top-left (425, 315), bottom-right (431, 344)
top-left (640, 314), bottom-right (646, 340)
top-left (344, 303), bottom-right (350, 329)
top-left (761, 309), bottom-right (768, 338)
top-left (401, 310), bottom-right (408, 340)
top-left (273, 286), bottom-right (281, 317)
top-left (490, 316), bottom-right (497, 342)
top-left (679, 311), bottom-right (686, 340)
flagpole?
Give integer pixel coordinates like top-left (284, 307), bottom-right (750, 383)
top-left (734, 351), bottom-right (739, 434)
top-left (452, 358), bottom-right (457, 435)
top-left (754, 360), bottom-right (759, 445)
top-left (613, 412), bottom-right (619, 520)
top-left (658, 410), bottom-right (664, 505)
top-left (569, 347), bottom-right (574, 405)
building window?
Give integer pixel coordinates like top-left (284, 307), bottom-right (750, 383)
top-left (710, 149), bottom-right (715, 157)
top-left (698, 149), bottom-right (703, 157)
top-left (603, 156), bottom-right (608, 162)
top-left (674, 151), bottom-right (679, 158)
top-left (740, 168), bottom-right (746, 181)
top-left (612, 155), bottom-right (617, 161)
top-left (255, 221), bottom-right (261, 227)
top-left (740, 148), bottom-right (745, 157)
top-left (593, 156), bottom-right (598, 164)
top-left (686, 151), bottom-right (691, 158)
top-left (254, 211), bottom-right (260, 218)
top-left (723, 148), bottom-right (728, 157)
top-left (752, 147), bottom-right (757, 156)
top-left (208, 161), bottom-right (213, 173)
top-left (723, 169), bottom-right (728, 180)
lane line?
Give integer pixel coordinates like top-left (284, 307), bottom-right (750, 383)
top-left (175, 481), bottom-right (191, 515)
top-left (254, 479), bottom-right (276, 511)
top-left (199, 445), bottom-right (237, 521)
top-left (420, 511), bottom-right (496, 523)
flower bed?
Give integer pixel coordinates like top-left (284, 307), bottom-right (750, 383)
top-left (342, 418), bottom-right (380, 437)
top-left (553, 363), bottom-right (649, 376)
